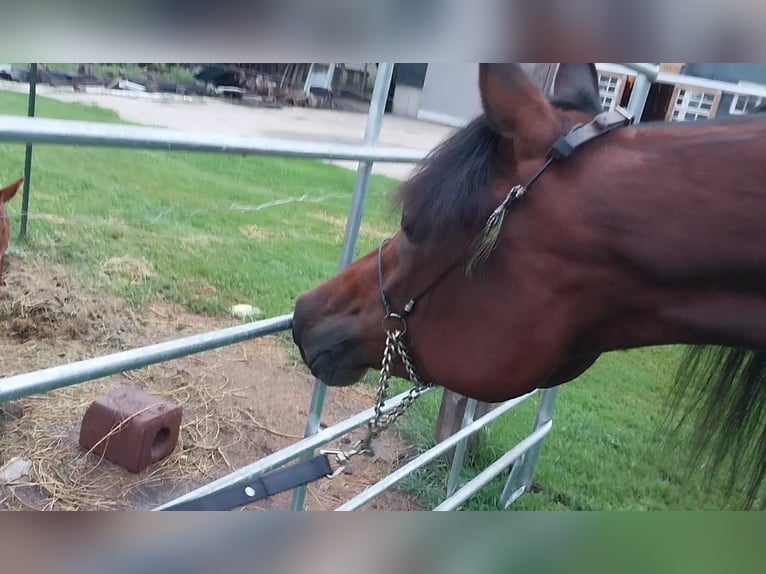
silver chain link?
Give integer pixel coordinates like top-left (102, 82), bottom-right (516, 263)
top-left (321, 327), bottom-right (433, 475)
top-left (357, 329), bottom-right (433, 454)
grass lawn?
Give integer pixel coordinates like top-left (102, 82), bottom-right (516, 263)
top-left (0, 90), bottom-right (398, 317)
top-left (0, 90), bottom-right (759, 510)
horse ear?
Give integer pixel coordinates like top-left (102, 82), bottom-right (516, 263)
top-left (0, 178), bottom-right (23, 203)
top-left (550, 63), bottom-right (603, 114)
top-left (478, 64), bottom-right (560, 148)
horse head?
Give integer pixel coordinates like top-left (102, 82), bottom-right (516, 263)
top-left (292, 64), bottom-right (609, 401)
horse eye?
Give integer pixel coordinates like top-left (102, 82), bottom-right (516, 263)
top-left (400, 215), bottom-right (415, 240)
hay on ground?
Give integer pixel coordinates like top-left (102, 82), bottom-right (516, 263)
top-left (0, 255), bottom-right (422, 511)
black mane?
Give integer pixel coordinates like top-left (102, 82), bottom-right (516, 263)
top-left (393, 90), bottom-right (600, 243)
top-left (394, 116), bottom-right (501, 243)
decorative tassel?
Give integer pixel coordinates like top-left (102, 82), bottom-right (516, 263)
top-left (465, 184), bottom-right (526, 276)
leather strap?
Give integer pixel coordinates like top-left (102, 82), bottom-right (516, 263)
top-left (161, 454), bottom-right (334, 511)
top-left (549, 107), bottom-right (634, 160)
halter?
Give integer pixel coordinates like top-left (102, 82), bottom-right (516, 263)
top-left (321, 106), bottom-right (634, 473)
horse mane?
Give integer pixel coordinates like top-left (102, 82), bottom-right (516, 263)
top-left (665, 103), bottom-right (766, 510)
top-left (393, 115), bottom-right (501, 243)
top-left (392, 83), bottom-right (603, 244)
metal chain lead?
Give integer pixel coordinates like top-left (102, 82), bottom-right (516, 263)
top-left (356, 329), bottom-right (432, 456)
top-left (321, 327), bottom-right (433, 473)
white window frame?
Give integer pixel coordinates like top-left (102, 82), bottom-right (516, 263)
top-left (666, 84), bottom-right (721, 122)
top-left (597, 72), bottom-right (627, 112)
top-left (729, 81), bottom-right (764, 115)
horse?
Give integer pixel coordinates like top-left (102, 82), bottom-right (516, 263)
top-left (0, 178), bottom-right (23, 286)
top-left (291, 63), bottom-right (766, 509)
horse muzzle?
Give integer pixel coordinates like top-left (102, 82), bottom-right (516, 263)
top-left (292, 294), bottom-right (369, 387)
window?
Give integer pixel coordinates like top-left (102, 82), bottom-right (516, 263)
top-left (729, 82), bottom-right (764, 115)
top-left (668, 86), bottom-right (720, 121)
top-left (730, 94), bottom-right (762, 114)
top-left (598, 73), bottom-right (624, 111)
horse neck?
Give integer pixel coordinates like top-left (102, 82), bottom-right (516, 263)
top-left (582, 120), bottom-right (766, 351)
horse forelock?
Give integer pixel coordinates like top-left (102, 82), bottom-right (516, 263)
top-left (392, 92), bottom-right (603, 245)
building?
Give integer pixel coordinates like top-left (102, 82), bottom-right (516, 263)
top-left (387, 63), bottom-right (766, 126)
top-left (599, 63), bottom-right (766, 122)
top-left (389, 63), bottom-right (481, 127)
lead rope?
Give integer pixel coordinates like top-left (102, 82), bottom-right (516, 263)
top-left (320, 328), bottom-right (433, 476)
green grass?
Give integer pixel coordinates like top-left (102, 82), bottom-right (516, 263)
top-left (391, 346), bottom-right (761, 510)
top-left (0, 90), bottom-right (399, 317)
top-left (0, 89), bottom-right (759, 510)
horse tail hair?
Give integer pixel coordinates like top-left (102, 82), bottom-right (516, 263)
top-left (666, 345), bottom-right (766, 508)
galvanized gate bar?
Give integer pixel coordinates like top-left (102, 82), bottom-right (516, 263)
top-left (0, 115), bottom-right (426, 163)
top-left (498, 387), bottom-right (561, 508)
top-left (626, 72), bottom-right (653, 122)
top-left (291, 62), bottom-right (396, 512)
top-left (154, 386), bottom-right (438, 510)
top-left (445, 398), bottom-right (478, 496)
top-left (621, 63), bottom-right (661, 81)
top-left (433, 420), bottom-right (553, 511)
top-left (334, 390), bottom-right (538, 511)
top-left (599, 63), bottom-right (766, 99)
top-left (0, 314), bottom-right (293, 403)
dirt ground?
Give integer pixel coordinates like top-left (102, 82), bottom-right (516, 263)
top-left (0, 253), bottom-right (424, 511)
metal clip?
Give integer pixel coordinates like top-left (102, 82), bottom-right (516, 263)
top-left (353, 434), bottom-right (375, 458)
top-left (319, 449), bottom-right (353, 479)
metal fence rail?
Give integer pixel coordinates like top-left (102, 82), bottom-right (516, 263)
top-left (598, 62), bottom-right (766, 99)
top-left (0, 314), bottom-right (293, 403)
top-left (153, 386), bottom-right (439, 510)
top-left (334, 390), bottom-right (539, 511)
top-left (0, 115), bottom-right (426, 163)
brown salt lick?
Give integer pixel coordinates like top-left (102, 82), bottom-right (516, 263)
top-left (79, 385), bottom-right (183, 473)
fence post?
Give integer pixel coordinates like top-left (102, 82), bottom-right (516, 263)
top-left (499, 387), bottom-right (559, 507)
top-left (19, 63), bottom-right (38, 240)
top-left (625, 69), bottom-right (654, 122)
top-left (290, 63), bottom-right (395, 511)
top-left (435, 391), bottom-right (496, 457)
top-left (445, 397), bottom-right (478, 496)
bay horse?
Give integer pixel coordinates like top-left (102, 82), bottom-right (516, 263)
top-left (0, 178), bottom-right (23, 286)
top-left (292, 63), bottom-right (766, 509)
